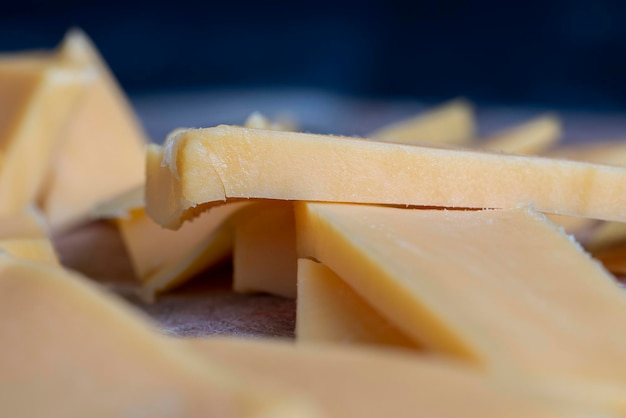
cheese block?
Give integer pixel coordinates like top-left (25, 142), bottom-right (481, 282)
top-left (148, 125), bottom-right (626, 229)
top-left (296, 259), bottom-right (416, 348)
top-left (233, 201), bottom-right (297, 298)
top-left (0, 254), bottom-right (318, 417)
top-left (295, 202), bottom-right (626, 407)
top-left (40, 30), bottom-right (147, 231)
top-left (369, 99), bottom-right (474, 145)
top-left (188, 337), bottom-right (614, 418)
top-left (480, 115), bottom-right (561, 155)
top-left (0, 57), bottom-right (91, 216)
top-left (0, 207), bottom-right (58, 264)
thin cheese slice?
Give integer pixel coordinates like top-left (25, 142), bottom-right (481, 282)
top-left (296, 259), bottom-right (416, 348)
top-left (40, 30), bottom-right (146, 231)
top-left (188, 337), bottom-right (614, 418)
top-left (295, 202), bottom-right (626, 408)
top-left (233, 201), bottom-right (297, 298)
top-left (369, 99), bottom-right (474, 145)
top-left (0, 255), bottom-right (318, 417)
top-left (0, 59), bottom-right (90, 216)
top-left (480, 115), bottom-right (561, 155)
top-left (147, 125), bottom-right (626, 229)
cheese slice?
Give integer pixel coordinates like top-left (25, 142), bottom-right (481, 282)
top-left (480, 115), bottom-right (561, 155)
top-left (369, 99), bottom-right (474, 145)
top-left (0, 207), bottom-right (58, 264)
top-left (547, 140), bottom-right (626, 166)
top-left (295, 202), bottom-right (626, 408)
top-left (0, 254), bottom-right (318, 417)
top-left (296, 258), bottom-right (416, 348)
top-left (40, 29), bottom-right (146, 232)
top-left (0, 58), bottom-right (90, 216)
top-left (147, 125), bottom-right (626, 229)
top-left (233, 201), bottom-right (297, 298)
top-left (188, 337), bottom-right (614, 418)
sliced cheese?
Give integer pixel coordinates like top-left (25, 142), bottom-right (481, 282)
top-left (40, 29), bottom-right (146, 231)
top-left (295, 202), bottom-right (626, 408)
top-left (0, 207), bottom-right (58, 264)
top-left (480, 115), bottom-right (561, 155)
top-left (0, 255), bottom-right (317, 418)
top-left (233, 201), bottom-right (297, 298)
top-left (138, 200), bottom-right (249, 302)
top-left (188, 337), bottom-right (613, 418)
top-left (547, 140), bottom-right (626, 166)
top-left (0, 58), bottom-right (90, 216)
top-left (369, 99), bottom-right (474, 145)
top-left (296, 258), bottom-right (415, 348)
top-left (147, 125), bottom-right (626, 229)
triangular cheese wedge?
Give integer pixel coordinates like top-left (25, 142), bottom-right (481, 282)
top-left (0, 55), bottom-right (91, 216)
top-left (369, 99), bottom-right (474, 145)
top-left (296, 258), bottom-right (416, 348)
top-left (295, 202), bottom-right (626, 410)
top-left (0, 254), bottom-right (319, 417)
top-left (39, 29), bottom-right (146, 232)
top-left (480, 114), bottom-right (561, 155)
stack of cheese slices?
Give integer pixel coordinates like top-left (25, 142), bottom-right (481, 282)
top-left (3, 30), bottom-right (626, 418)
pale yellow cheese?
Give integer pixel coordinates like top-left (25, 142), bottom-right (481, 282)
top-left (480, 115), bottom-right (561, 155)
top-left (0, 255), bottom-right (317, 417)
top-left (0, 58), bottom-right (90, 216)
top-left (296, 259), bottom-right (416, 348)
top-left (0, 207), bottom-right (58, 264)
top-left (295, 202), bottom-right (626, 408)
top-left (188, 337), bottom-right (614, 418)
top-left (147, 125), bottom-right (626, 229)
top-left (369, 99), bottom-right (474, 145)
top-left (40, 30), bottom-right (147, 232)
top-left (547, 140), bottom-right (626, 166)
top-left (233, 201), bottom-right (297, 298)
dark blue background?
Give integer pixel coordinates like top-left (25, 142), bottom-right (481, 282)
top-left (3, 1), bottom-right (626, 110)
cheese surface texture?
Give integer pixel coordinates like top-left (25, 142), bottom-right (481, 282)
top-left (295, 202), bottom-right (626, 405)
top-left (188, 337), bottom-right (613, 418)
top-left (0, 255), bottom-right (317, 418)
top-left (296, 259), bottom-right (415, 348)
top-left (148, 125), bottom-right (626, 229)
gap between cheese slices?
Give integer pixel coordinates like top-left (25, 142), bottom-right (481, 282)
top-left (39, 29), bottom-right (147, 232)
top-left (296, 258), bottom-right (416, 348)
top-left (147, 125), bottom-right (626, 230)
top-left (187, 337), bottom-right (616, 418)
top-left (295, 202), bottom-right (626, 410)
top-left (0, 254), bottom-right (320, 418)
top-left (0, 55), bottom-right (92, 216)
top-left (479, 114), bottom-right (561, 155)
top-left (368, 98), bottom-right (475, 145)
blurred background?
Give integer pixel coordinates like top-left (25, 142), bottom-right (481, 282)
top-left (3, 0), bottom-right (626, 138)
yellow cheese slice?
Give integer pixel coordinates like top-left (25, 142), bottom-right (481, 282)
top-left (0, 207), bottom-right (58, 264)
top-left (369, 99), bottom-right (475, 145)
top-left (295, 202), bottom-right (626, 408)
top-left (40, 30), bottom-right (146, 232)
top-left (0, 58), bottom-right (91, 216)
top-left (296, 258), bottom-right (416, 348)
top-left (480, 114), bottom-right (561, 155)
top-left (0, 254), bottom-right (318, 417)
top-left (233, 201), bottom-right (297, 298)
top-left (187, 337), bottom-right (614, 418)
top-left (147, 125), bottom-right (626, 229)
